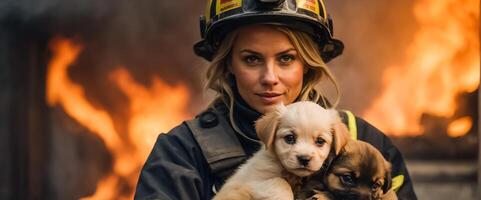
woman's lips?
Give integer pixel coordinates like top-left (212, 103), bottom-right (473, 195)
top-left (256, 92), bottom-right (283, 104)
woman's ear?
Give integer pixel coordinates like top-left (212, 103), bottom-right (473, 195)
top-left (255, 104), bottom-right (287, 149)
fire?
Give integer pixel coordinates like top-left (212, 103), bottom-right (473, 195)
top-left (363, 0), bottom-right (480, 136)
top-left (46, 38), bottom-right (122, 150)
top-left (47, 38), bottom-right (191, 199)
top-left (109, 68), bottom-right (191, 158)
top-left (447, 116), bottom-right (473, 138)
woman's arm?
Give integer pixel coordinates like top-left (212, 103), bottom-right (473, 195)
top-left (134, 124), bottom-right (213, 200)
top-left (354, 116), bottom-right (418, 200)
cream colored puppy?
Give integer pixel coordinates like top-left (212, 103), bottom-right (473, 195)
top-left (213, 101), bottom-right (350, 200)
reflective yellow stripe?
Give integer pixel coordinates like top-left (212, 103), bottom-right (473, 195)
top-left (392, 175), bottom-right (404, 192)
top-left (343, 110), bottom-right (357, 140)
top-left (297, 0), bottom-right (320, 16)
top-left (216, 0), bottom-right (242, 15)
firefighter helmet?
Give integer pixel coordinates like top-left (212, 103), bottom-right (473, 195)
top-left (193, 0), bottom-right (344, 63)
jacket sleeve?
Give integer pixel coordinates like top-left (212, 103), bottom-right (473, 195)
top-left (134, 123), bottom-right (213, 200)
top-left (355, 116), bottom-right (418, 200)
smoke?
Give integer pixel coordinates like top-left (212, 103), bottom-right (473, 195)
top-left (0, 0), bottom-right (112, 30)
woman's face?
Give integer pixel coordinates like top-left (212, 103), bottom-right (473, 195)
top-left (229, 25), bottom-right (305, 114)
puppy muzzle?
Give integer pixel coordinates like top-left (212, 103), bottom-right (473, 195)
top-left (297, 155), bottom-right (311, 167)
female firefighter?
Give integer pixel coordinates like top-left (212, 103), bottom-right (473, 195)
top-left (134, 0), bottom-right (417, 199)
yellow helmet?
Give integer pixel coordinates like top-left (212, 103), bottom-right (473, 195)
top-left (193, 0), bottom-right (344, 62)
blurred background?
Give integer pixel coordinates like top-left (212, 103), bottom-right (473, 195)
top-left (0, 0), bottom-right (478, 199)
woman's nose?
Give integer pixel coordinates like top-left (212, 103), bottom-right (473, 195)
top-left (260, 61), bottom-right (279, 85)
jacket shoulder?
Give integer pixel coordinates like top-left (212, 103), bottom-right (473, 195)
top-left (135, 122), bottom-right (213, 200)
top-left (145, 122), bottom-right (201, 166)
top-left (185, 108), bottom-right (246, 180)
top-left (353, 116), bottom-right (390, 148)
top-left (337, 110), bottom-right (396, 157)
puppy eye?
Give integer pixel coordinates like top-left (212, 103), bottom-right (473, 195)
top-left (340, 174), bottom-right (356, 187)
top-left (371, 182), bottom-right (382, 191)
top-left (284, 133), bottom-right (296, 145)
top-left (315, 137), bottom-right (325, 146)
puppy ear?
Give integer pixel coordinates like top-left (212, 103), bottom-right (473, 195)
top-left (255, 104), bottom-right (286, 149)
top-left (382, 160), bottom-right (393, 194)
top-left (329, 110), bottom-right (350, 155)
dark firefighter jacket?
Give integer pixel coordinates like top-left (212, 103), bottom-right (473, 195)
top-left (134, 95), bottom-right (418, 200)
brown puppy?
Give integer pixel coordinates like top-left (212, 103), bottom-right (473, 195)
top-left (298, 140), bottom-right (398, 200)
top-left (213, 101), bottom-right (349, 200)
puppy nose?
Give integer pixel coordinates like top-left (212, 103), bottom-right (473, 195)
top-left (297, 155), bottom-right (311, 166)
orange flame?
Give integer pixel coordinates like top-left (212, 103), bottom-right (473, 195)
top-left (47, 38), bottom-right (191, 199)
top-left (363, 0), bottom-right (480, 136)
top-left (447, 116), bottom-right (473, 137)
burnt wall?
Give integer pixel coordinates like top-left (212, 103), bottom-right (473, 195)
top-left (0, 24), bottom-right (51, 199)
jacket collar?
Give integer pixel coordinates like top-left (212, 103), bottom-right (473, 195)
top-left (232, 88), bottom-right (262, 141)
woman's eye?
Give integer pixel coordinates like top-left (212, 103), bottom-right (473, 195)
top-left (284, 133), bottom-right (296, 144)
top-left (315, 137), bottom-right (325, 146)
top-left (279, 55), bottom-right (295, 64)
top-left (243, 55), bottom-right (261, 65)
